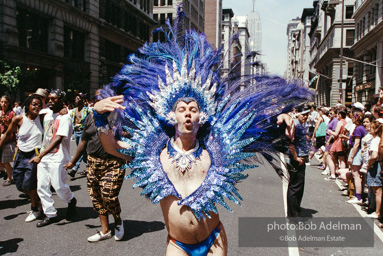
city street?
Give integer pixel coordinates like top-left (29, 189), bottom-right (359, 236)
top-left (1, 140), bottom-right (383, 256)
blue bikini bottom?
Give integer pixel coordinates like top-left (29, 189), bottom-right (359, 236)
top-left (170, 222), bottom-right (222, 256)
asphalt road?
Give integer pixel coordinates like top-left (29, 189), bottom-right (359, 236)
top-left (1, 140), bottom-right (383, 255)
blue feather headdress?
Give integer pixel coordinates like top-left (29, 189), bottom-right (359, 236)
top-left (97, 10), bottom-right (314, 220)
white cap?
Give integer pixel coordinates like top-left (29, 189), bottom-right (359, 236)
top-left (352, 102), bottom-right (364, 111)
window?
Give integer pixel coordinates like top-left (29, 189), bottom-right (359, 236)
top-left (154, 0), bottom-right (158, 6)
top-left (104, 0), bottom-right (121, 27)
top-left (64, 27), bottom-right (85, 61)
top-left (168, 0), bottom-right (173, 5)
top-left (17, 8), bottom-right (49, 52)
top-left (65, 0), bottom-right (88, 12)
top-left (160, 13), bottom-right (165, 25)
top-left (104, 40), bottom-right (121, 62)
top-left (161, 0), bottom-right (166, 6)
top-left (370, 50), bottom-right (377, 75)
top-left (168, 13), bottom-right (173, 24)
top-left (345, 6), bottom-right (353, 19)
top-left (346, 30), bottom-right (354, 46)
top-left (153, 14), bottom-right (158, 22)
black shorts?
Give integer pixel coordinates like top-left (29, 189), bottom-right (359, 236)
top-left (315, 136), bottom-right (326, 148)
top-left (13, 149), bottom-right (38, 191)
top-left (330, 151), bottom-right (347, 157)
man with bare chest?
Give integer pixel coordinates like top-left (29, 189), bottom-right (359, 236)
top-left (94, 96), bottom-right (227, 255)
top-left (159, 98), bottom-right (227, 255)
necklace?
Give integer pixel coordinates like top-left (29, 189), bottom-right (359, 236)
top-left (167, 137), bottom-right (203, 173)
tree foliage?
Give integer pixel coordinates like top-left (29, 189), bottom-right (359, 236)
top-left (0, 60), bottom-right (22, 93)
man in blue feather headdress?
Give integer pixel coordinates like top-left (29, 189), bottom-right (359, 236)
top-left (92, 9), bottom-right (312, 255)
top-left (94, 95), bottom-right (228, 255)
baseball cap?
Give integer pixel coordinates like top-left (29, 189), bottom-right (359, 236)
top-left (35, 88), bottom-right (49, 99)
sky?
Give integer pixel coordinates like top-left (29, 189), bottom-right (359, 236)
top-left (223, 0), bottom-right (311, 76)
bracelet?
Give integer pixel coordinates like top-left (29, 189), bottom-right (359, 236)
top-left (38, 154), bottom-right (43, 159)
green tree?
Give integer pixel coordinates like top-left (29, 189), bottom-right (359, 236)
top-left (0, 60), bottom-right (22, 93)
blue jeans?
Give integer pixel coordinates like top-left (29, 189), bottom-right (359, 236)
top-left (73, 130), bottom-right (87, 171)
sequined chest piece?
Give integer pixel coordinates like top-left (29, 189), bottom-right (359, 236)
top-left (167, 137), bottom-right (203, 173)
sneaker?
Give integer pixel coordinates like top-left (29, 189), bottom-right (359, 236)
top-left (321, 169), bottom-right (330, 175)
top-left (2, 179), bottom-right (12, 186)
top-left (68, 170), bottom-right (76, 178)
top-left (87, 230), bottom-right (112, 242)
top-left (366, 212), bottom-right (379, 219)
top-left (36, 216), bottom-right (59, 227)
top-left (25, 211), bottom-right (41, 222)
top-left (114, 223), bottom-right (124, 241)
top-left (347, 197), bottom-right (362, 204)
top-left (324, 176), bottom-right (336, 181)
top-left (66, 197), bottom-right (77, 220)
top-left (358, 201), bottom-right (368, 207)
top-left (342, 190), bottom-right (349, 196)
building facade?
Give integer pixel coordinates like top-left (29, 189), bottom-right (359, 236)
top-left (222, 8), bottom-right (234, 78)
top-left (286, 18), bottom-right (301, 80)
top-left (204, 0), bottom-right (222, 49)
top-left (352, 0), bottom-right (383, 105)
top-left (309, 0), bottom-right (355, 107)
top-left (153, 0), bottom-right (205, 42)
top-left (0, 0), bottom-right (155, 98)
top-left (235, 16), bottom-right (250, 77)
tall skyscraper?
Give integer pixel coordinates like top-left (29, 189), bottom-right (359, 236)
top-left (247, 0), bottom-right (262, 74)
top-left (247, 1), bottom-right (262, 54)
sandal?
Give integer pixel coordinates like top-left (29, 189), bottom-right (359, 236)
top-left (2, 179), bottom-right (13, 186)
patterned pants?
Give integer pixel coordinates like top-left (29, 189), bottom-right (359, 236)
top-left (87, 155), bottom-right (125, 218)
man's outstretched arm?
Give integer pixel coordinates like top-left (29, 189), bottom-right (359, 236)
top-left (93, 96), bottom-right (132, 161)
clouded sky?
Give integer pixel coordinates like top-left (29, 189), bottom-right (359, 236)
top-left (223, 0), bottom-right (311, 76)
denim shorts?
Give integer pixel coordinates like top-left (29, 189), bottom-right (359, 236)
top-left (349, 148), bottom-right (362, 166)
top-left (367, 162), bottom-right (382, 187)
top-left (13, 149), bottom-right (38, 191)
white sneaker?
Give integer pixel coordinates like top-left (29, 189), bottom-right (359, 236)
top-left (114, 223), bottom-right (124, 241)
top-left (87, 230), bottom-right (112, 242)
top-left (366, 212), bottom-right (379, 219)
top-left (25, 211), bottom-right (41, 222)
top-left (347, 197), bottom-right (362, 204)
top-left (321, 169), bottom-right (330, 175)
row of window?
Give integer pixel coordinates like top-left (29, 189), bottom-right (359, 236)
top-left (17, 8), bottom-right (86, 60)
top-left (99, 38), bottom-right (135, 63)
top-left (63, 0), bottom-right (88, 12)
top-left (154, 0), bottom-right (173, 6)
top-left (355, 49), bottom-right (377, 80)
top-left (355, 3), bottom-right (381, 41)
top-left (16, 7), bottom-right (147, 63)
top-left (99, 0), bottom-right (150, 42)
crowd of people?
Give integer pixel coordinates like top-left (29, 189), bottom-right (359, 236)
top-left (300, 91), bottom-right (383, 226)
top-left (0, 88), bottom-right (126, 242)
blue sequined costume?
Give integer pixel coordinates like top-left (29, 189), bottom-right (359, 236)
top-left (94, 11), bottom-right (313, 221)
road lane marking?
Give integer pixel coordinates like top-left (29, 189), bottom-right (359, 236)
top-left (334, 179), bottom-right (383, 243)
top-left (280, 153), bottom-right (300, 256)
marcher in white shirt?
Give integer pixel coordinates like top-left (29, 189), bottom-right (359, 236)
top-left (29, 89), bottom-right (77, 227)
